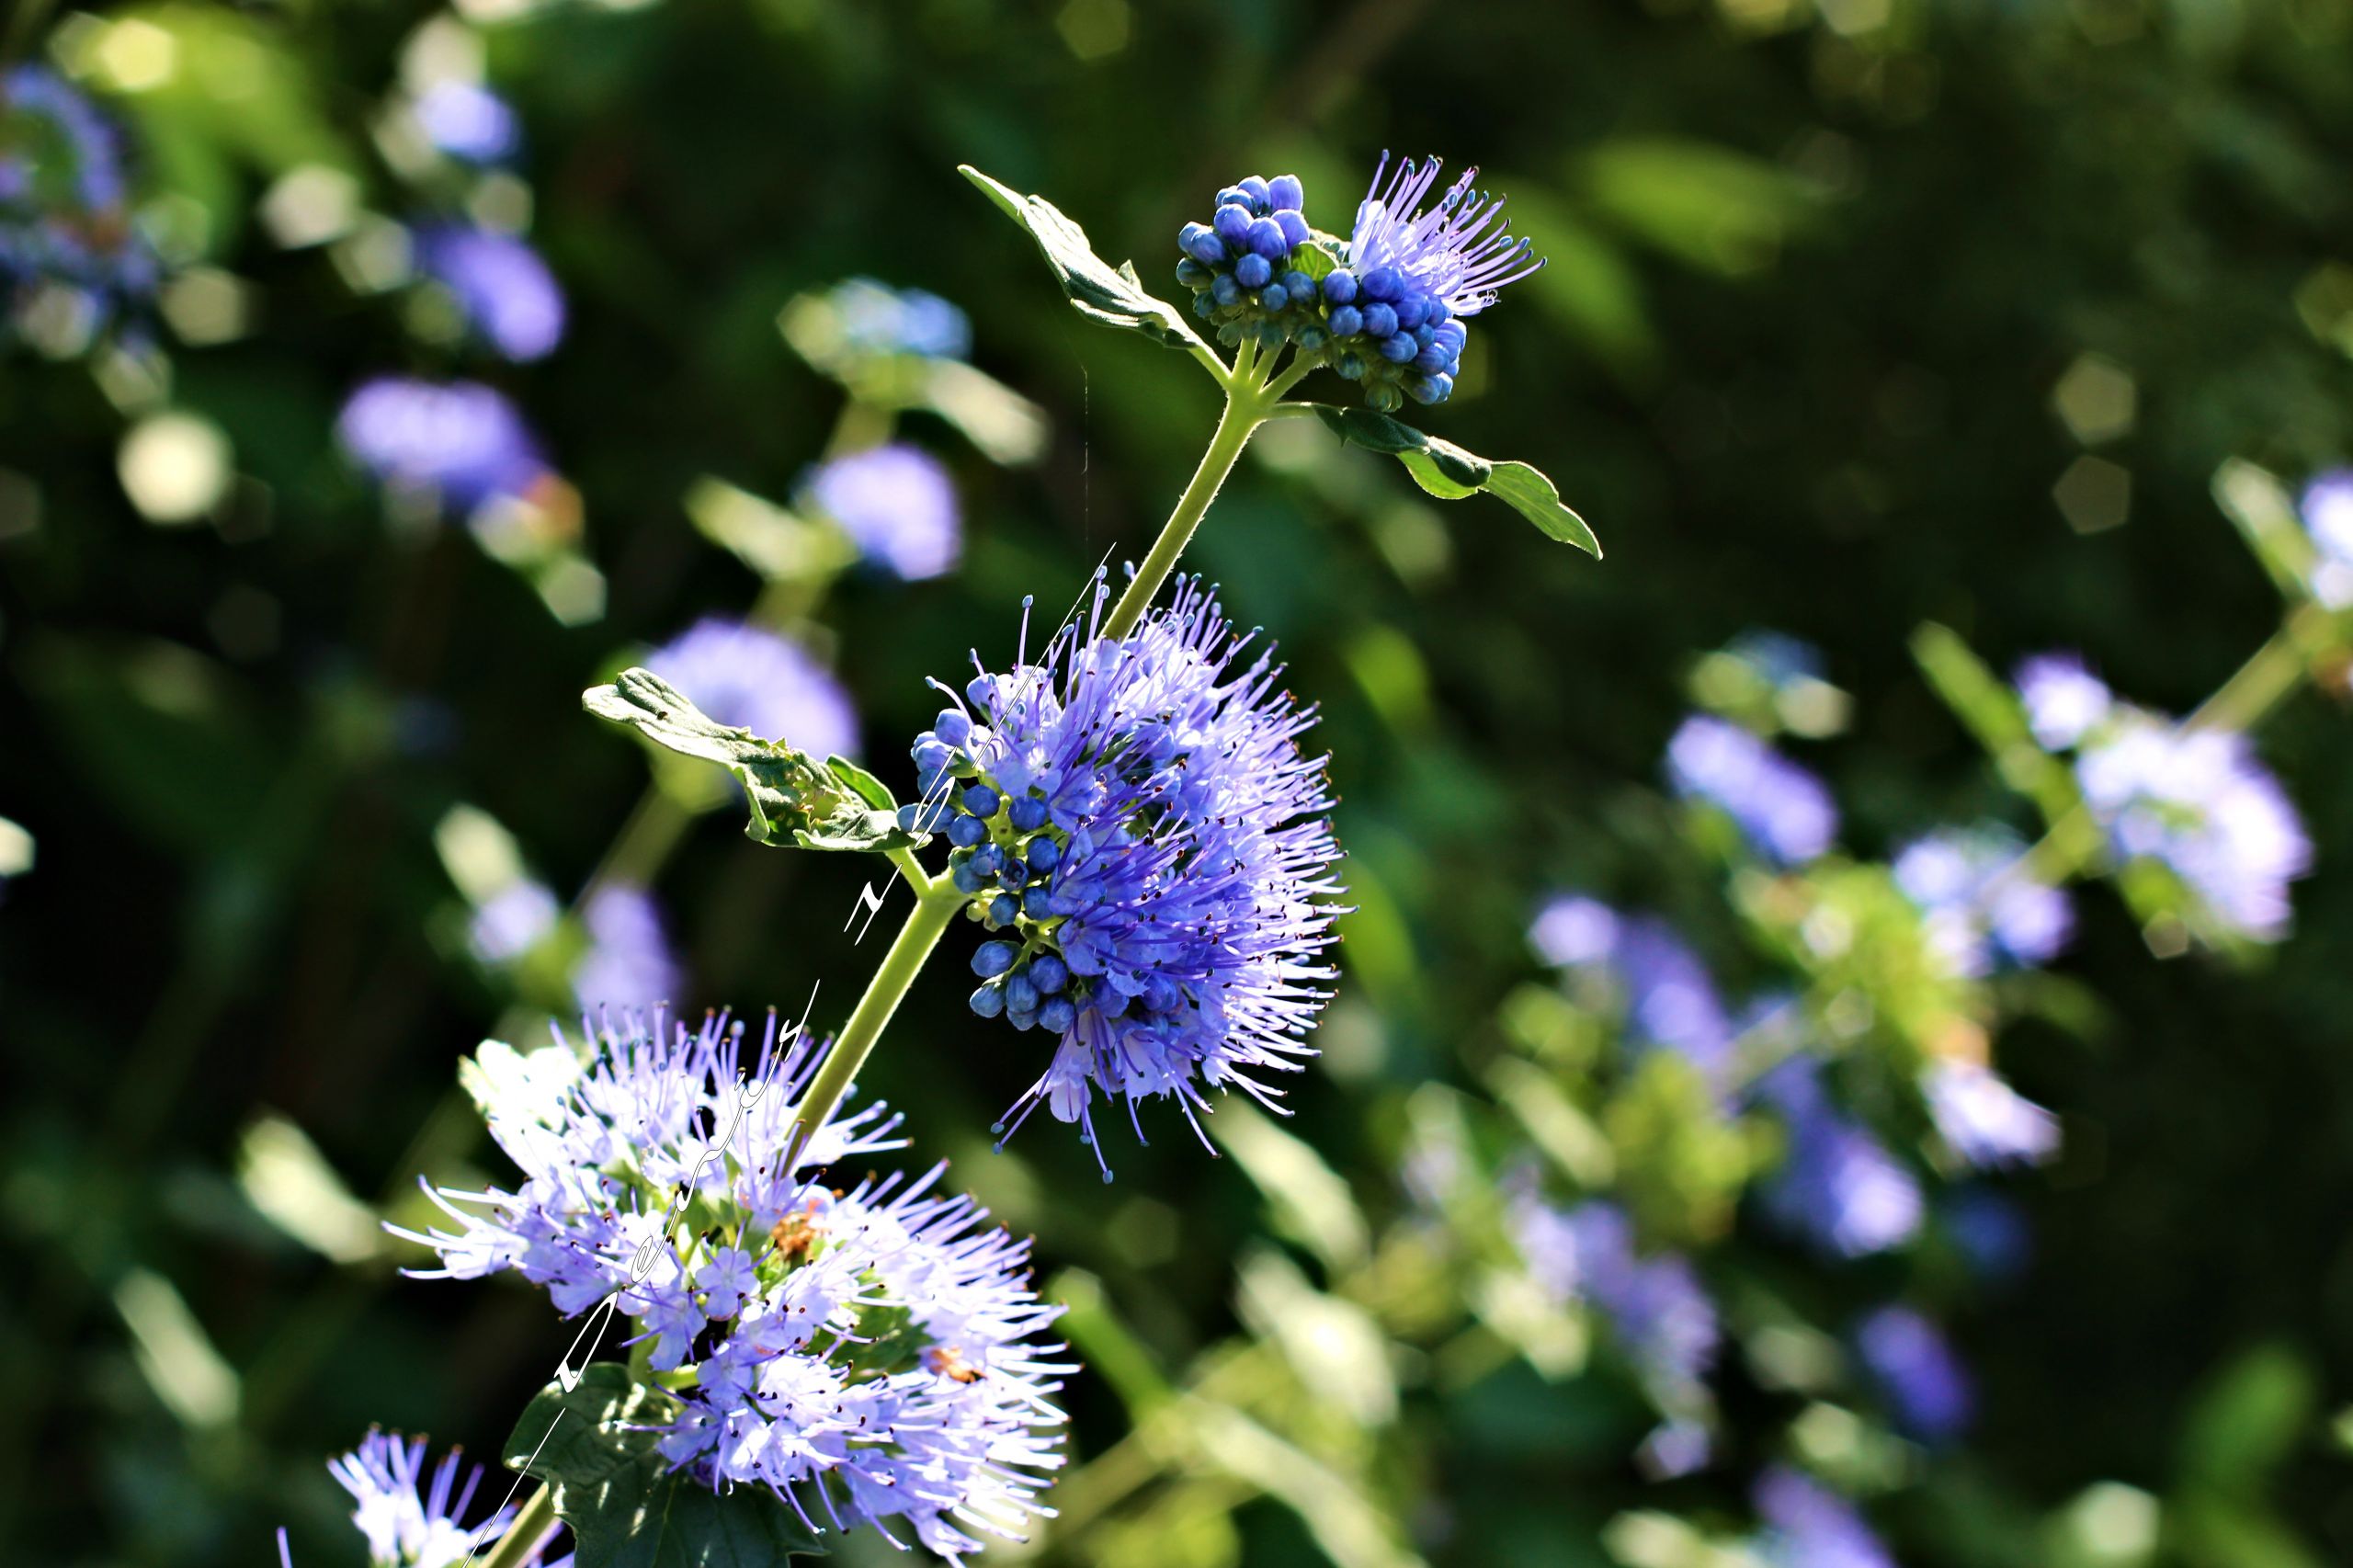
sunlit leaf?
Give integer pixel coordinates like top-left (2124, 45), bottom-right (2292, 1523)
top-left (960, 165), bottom-right (1211, 355)
top-left (1307, 406), bottom-right (1600, 556)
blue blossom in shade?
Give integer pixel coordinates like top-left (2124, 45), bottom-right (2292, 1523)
top-left (1512, 1195), bottom-right (1720, 1403)
top-left (827, 276), bottom-right (972, 360)
top-left (1756, 1059), bottom-right (1923, 1258)
top-left (1531, 896), bottom-right (1736, 1081)
top-left (1923, 1058), bottom-right (2058, 1169)
top-left (1854, 1305), bottom-right (1972, 1444)
top-left (645, 617), bottom-right (859, 758)
top-left (417, 226), bottom-right (564, 361)
top-left (1893, 825), bottom-right (2073, 978)
top-left (337, 378), bottom-right (548, 515)
top-left (910, 577), bottom-right (1344, 1176)
top-left (1752, 1467), bottom-right (1895, 1568)
top-left (0, 66), bottom-right (160, 345)
top-left (2013, 652), bottom-right (2111, 752)
top-left (325, 1430), bottom-right (571, 1567)
top-left (469, 877), bottom-right (559, 964)
top-left (802, 442), bottom-right (961, 581)
top-left (1944, 1187), bottom-right (2031, 1284)
top-left (2299, 470), bottom-right (2353, 609)
top-left (1666, 715), bottom-right (1839, 866)
top-left (414, 81), bottom-right (520, 165)
top-left (1529, 892), bottom-right (1620, 968)
top-left (2074, 715), bottom-right (2310, 941)
top-left (392, 1011), bottom-right (1069, 1560)
top-left (573, 883), bottom-right (681, 1013)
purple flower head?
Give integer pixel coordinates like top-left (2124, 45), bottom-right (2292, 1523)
top-left (414, 82), bottom-right (520, 165)
top-left (1529, 892), bottom-right (1620, 968)
top-left (1513, 1195), bottom-right (1719, 1401)
top-left (801, 443), bottom-right (961, 581)
top-left (2075, 716), bottom-right (2310, 942)
top-left (337, 378), bottom-right (547, 515)
top-left (1346, 152), bottom-right (1543, 320)
top-left (645, 617), bottom-right (858, 759)
top-left (1756, 1059), bottom-right (1923, 1258)
top-left (2300, 470), bottom-right (2353, 608)
top-left (573, 883), bottom-right (681, 1014)
top-left (417, 226), bottom-right (564, 361)
top-left (469, 877), bottom-right (559, 965)
top-left (1667, 715), bottom-right (1838, 866)
top-left (1752, 1468), bottom-right (1895, 1568)
top-left (392, 1011), bottom-right (1068, 1559)
top-left (828, 276), bottom-right (972, 360)
top-left (1532, 896), bottom-right (1736, 1081)
top-left (1855, 1305), bottom-right (1972, 1443)
top-left (2014, 652), bottom-right (2111, 752)
top-left (1924, 1058), bottom-right (2058, 1169)
top-left (0, 67), bottom-right (159, 337)
top-left (1893, 825), bottom-right (2073, 978)
top-left (324, 1429), bottom-right (571, 1567)
top-left (913, 577), bottom-right (1345, 1177)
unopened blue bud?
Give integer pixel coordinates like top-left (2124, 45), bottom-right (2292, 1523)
top-left (1039, 997), bottom-right (1076, 1033)
top-left (1433, 321), bottom-right (1467, 352)
top-left (1175, 256), bottom-right (1211, 289)
top-left (999, 858), bottom-right (1028, 889)
top-left (1392, 292), bottom-right (1427, 331)
top-left (1211, 204), bottom-right (1253, 246)
top-left (1361, 266), bottom-right (1403, 302)
top-left (1234, 253), bottom-right (1272, 290)
top-left (1006, 970), bottom-right (1040, 1013)
top-left (969, 983), bottom-right (1005, 1018)
top-left (1211, 273), bottom-right (1243, 308)
top-left (963, 783), bottom-right (1001, 818)
top-left (1296, 325), bottom-right (1328, 352)
top-left (914, 738), bottom-right (952, 772)
top-left (1215, 185), bottom-right (1250, 210)
top-left (1031, 953), bottom-right (1070, 994)
top-left (1413, 323), bottom-right (1436, 350)
top-left (988, 892), bottom-right (1019, 926)
top-left (1280, 270), bottom-right (1314, 298)
top-left (1379, 333), bottom-right (1417, 363)
top-left (970, 844), bottom-right (1004, 879)
top-left (1006, 1003), bottom-right (1037, 1031)
top-left (1322, 269), bottom-right (1358, 305)
top-left (1424, 297), bottom-right (1451, 325)
top-left (934, 709), bottom-right (972, 745)
top-left (1023, 886), bottom-right (1060, 920)
top-left (1185, 228), bottom-right (1227, 266)
top-left (949, 814), bottom-right (987, 848)
top-left (1369, 383), bottom-right (1404, 412)
top-left (951, 856), bottom-right (989, 894)
top-left (1256, 322), bottom-right (1285, 348)
top-left (1192, 291), bottom-right (1217, 318)
top-left (1361, 302), bottom-right (1398, 338)
top-left (972, 940), bottom-right (1017, 978)
top-left (1335, 350), bottom-right (1366, 380)
top-left (1246, 217), bottom-right (1289, 261)
top-left (1008, 795), bottom-right (1050, 833)
top-left (1267, 173), bottom-right (1304, 210)
top-left (1327, 303), bottom-right (1362, 337)
top-left (1097, 985), bottom-right (1131, 1019)
top-left (1259, 283), bottom-right (1288, 312)
top-left (1237, 174), bottom-right (1271, 207)
top-left (1407, 374), bottom-right (1450, 404)
top-left (1025, 834), bottom-right (1062, 872)
top-left (1274, 210), bottom-right (1309, 248)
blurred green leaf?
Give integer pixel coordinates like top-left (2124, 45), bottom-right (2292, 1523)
top-left (505, 1364), bottom-right (825, 1565)
top-left (2178, 1345), bottom-right (2315, 1498)
top-left (1574, 138), bottom-right (1820, 277)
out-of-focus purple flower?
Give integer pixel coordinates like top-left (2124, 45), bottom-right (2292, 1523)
top-left (392, 1011), bottom-right (1069, 1561)
top-left (1924, 1059), bottom-right (2058, 1168)
top-left (337, 378), bottom-right (547, 515)
top-left (1752, 1467), bottom-right (1894, 1568)
top-left (1529, 896), bottom-right (1736, 1081)
top-left (1666, 715), bottom-right (1838, 866)
top-left (324, 1430), bottom-right (572, 1568)
top-left (2014, 652), bottom-right (2111, 752)
top-left (827, 276), bottom-right (972, 360)
top-left (414, 81), bottom-right (520, 165)
top-left (468, 878), bottom-right (558, 965)
top-left (1893, 826), bottom-right (2073, 978)
top-left (2299, 471), bottom-right (2353, 608)
top-left (1513, 1196), bottom-right (1719, 1401)
top-left (2075, 718), bottom-right (2310, 942)
top-left (1757, 1059), bottom-right (1923, 1258)
top-left (0, 66), bottom-right (159, 343)
top-left (1726, 630), bottom-right (1826, 693)
top-left (1855, 1305), bottom-right (1972, 1444)
top-left (417, 226), bottom-right (564, 361)
top-left (1529, 893), bottom-right (1619, 968)
top-left (802, 442), bottom-right (961, 581)
top-left (1945, 1187), bottom-right (2031, 1283)
top-left (645, 617), bottom-right (858, 758)
top-left (573, 883), bottom-right (680, 1014)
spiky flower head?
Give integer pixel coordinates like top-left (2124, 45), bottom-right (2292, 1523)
top-left (903, 577), bottom-right (1344, 1177)
top-left (1172, 155), bottom-right (1540, 412)
top-left (315, 1429), bottom-right (572, 1567)
top-left (802, 442), bottom-right (961, 581)
top-left (392, 1010), bottom-right (1069, 1561)
top-left (0, 65), bottom-right (160, 349)
top-left (647, 616), bottom-right (860, 761)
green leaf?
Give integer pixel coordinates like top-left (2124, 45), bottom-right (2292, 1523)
top-left (584, 669), bottom-right (926, 855)
top-left (1307, 406), bottom-right (1600, 557)
top-left (960, 165), bottom-right (1210, 355)
top-left (505, 1364), bottom-right (828, 1566)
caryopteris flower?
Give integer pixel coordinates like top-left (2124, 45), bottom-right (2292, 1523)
top-left (1893, 825), bottom-right (2073, 978)
top-left (1922, 1058), bottom-right (2058, 1169)
top-left (647, 616), bottom-right (860, 760)
top-left (413, 81), bottom-right (521, 165)
top-left (1756, 1059), bottom-right (1922, 1258)
top-left (416, 225), bottom-right (565, 362)
top-left (2300, 469), bottom-right (2353, 608)
top-left (320, 1429), bottom-right (572, 1567)
top-left (1529, 896), bottom-right (1735, 1082)
top-left (1512, 1194), bottom-right (1720, 1403)
top-left (2014, 651), bottom-right (2111, 751)
top-left (573, 883), bottom-right (682, 1014)
top-left (802, 443), bottom-right (961, 581)
top-left (0, 65), bottom-right (160, 350)
top-left (1751, 1467), bottom-right (1894, 1568)
top-left (393, 1010), bottom-right (1069, 1560)
top-left (1854, 1304), bottom-right (1972, 1443)
top-left (337, 377), bottom-right (549, 516)
top-left (903, 577), bottom-right (1344, 1176)
top-left (1666, 715), bottom-right (1838, 867)
top-left (827, 276), bottom-right (972, 361)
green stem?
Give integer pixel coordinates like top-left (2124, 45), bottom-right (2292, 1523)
top-left (784, 872), bottom-right (966, 1165)
top-left (474, 1483), bottom-right (558, 1568)
top-left (1101, 381), bottom-right (1272, 639)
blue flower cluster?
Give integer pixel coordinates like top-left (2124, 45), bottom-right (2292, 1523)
top-left (1893, 824), bottom-right (2073, 979)
top-left (1665, 714), bottom-right (1839, 867)
top-left (396, 1010), bottom-right (1070, 1561)
top-left (1529, 895), bottom-right (1737, 1085)
top-left (0, 66), bottom-right (159, 348)
top-left (298, 1429), bottom-right (572, 1567)
top-left (1751, 1466), bottom-right (1894, 1568)
top-left (416, 225), bottom-right (566, 362)
top-left (1512, 1194), bottom-right (1721, 1407)
top-left (825, 275), bottom-right (972, 361)
top-left (904, 578), bottom-right (1343, 1176)
top-left (801, 442), bottom-right (961, 581)
top-left (1174, 155), bottom-right (1539, 412)
top-left (414, 81), bottom-right (522, 165)
top-left (1854, 1304), bottom-right (1973, 1443)
top-left (337, 377), bottom-right (549, 516)
top-left (1756, 1058), bottom-right (1923, 1259)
